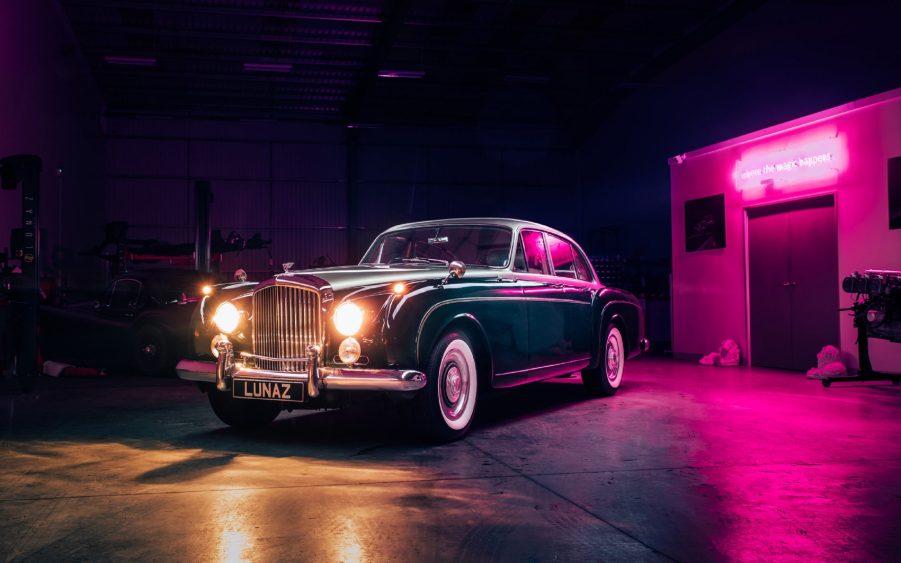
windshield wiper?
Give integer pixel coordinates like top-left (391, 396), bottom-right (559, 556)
top-left (390, 257), bottom-right (449, 266)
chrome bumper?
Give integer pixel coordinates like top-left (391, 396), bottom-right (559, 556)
top-left (176, 342), bottom-right (426, 394)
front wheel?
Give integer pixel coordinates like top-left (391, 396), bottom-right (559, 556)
top-left (582, 325), bottom-right (625, 397)
top-left (207, 388), bottom-right (281, 430)
top-left (412, 331), bottom-right (479, 441)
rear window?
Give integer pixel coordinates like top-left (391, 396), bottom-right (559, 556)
top-left (547, 234), bottom-right (576, 278)
top-left (516, 230), bottom-right (549, 274)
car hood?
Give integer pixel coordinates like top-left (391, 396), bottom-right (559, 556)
top-left (277, 264), bottom-right (494, 291)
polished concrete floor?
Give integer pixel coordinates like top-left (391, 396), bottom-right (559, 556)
top-left (1, 357), bottom-right (900, 562)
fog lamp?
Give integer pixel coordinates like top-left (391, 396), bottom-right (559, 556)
top-left (213, 302), bottom-right (241, 334)
top-left (333, 302), bottom-right (363, 336)
top-left (338, 337), bottom-right (361, 365)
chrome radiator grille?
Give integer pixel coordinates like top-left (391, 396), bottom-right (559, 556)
top-left (252, 284), bottom-right (322, 372)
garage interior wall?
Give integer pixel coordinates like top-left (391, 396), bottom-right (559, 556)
top-left (0, 0), bottom-right (105, 284)
top-left (102, 119), bottom-right (574, 277)
top-left (351, 125), bottom-right (576, 258)
top-left (102, 117), bottom-right (348, 277)
top-left (669, 89), bottom-right (901, 371)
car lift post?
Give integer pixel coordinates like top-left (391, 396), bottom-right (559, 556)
top-left (1, 155), bottom-right (42, 383)
top-left (194, 180), bottom-right (212, 273)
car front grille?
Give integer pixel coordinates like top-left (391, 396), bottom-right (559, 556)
top-left (252, 284), bottom-right (322, 372)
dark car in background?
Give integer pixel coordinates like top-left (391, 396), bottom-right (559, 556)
top-left (40, 269), bottom-right (209, 376)
top-left (178, 218), bottom-right (648, 440)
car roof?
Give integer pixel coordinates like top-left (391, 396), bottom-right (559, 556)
top-left (381, 217), bottom-right (575, 242)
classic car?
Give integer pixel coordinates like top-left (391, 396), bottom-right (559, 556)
top-left (176, 218), bottom-right (648, 440)
top-left (40, 268), bottom-right (210, 376)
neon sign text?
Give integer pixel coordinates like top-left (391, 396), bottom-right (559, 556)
top-left (734, 134), bottom-right (846, 192)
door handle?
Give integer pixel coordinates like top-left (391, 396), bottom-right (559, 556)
top-left (782, 281), bottom-right (797, 287)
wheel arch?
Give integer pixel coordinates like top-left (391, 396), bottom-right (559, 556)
top-left (592, 300), bottom-right (640, 369)
top-left (419, 312), bottom-right (494, 389)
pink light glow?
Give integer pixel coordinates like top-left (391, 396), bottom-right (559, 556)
top-left (734, 129), bottom-right (847, 195)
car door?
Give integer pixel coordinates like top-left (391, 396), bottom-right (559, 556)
top-left (515, 229), bottom-right (591, 369)
top-left (545, 233), bottom-right (595, 357)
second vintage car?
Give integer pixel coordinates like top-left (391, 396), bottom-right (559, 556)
top-left (176, 218), bottom-right (647, 440)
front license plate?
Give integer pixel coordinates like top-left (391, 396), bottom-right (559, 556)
top-left (233, 379), bottom-right (305, 403)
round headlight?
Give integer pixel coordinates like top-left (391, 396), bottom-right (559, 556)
top-left (333, 302), bottom-right (363, 336)
top-left (338, 337), bottom-right (361, 364)
top-left (213, 302), bottom-right (241, 334)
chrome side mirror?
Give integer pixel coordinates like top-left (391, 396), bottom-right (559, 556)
top-left (233, 268), bottom-right (248, 282)
top-left (448, 261), bottom-right (466, 278)
top-left (444, 261), bottom-right (466, 284)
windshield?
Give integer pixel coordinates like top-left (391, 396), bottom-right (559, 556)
top-left (361, 226), bottom-right (513, 268)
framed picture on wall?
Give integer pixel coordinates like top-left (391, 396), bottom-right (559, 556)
top-left (685, 193), bottom-right (726, 252)
top-left (890, 156), bottom-right (901, 230)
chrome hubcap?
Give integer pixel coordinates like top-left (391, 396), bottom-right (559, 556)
top-left (606, 340), bottom-right (620, 382)
top-left (440, 347), bottom-right (471, 422)
top-left (142, 344), bottom-right (158, 357)
top-left (445, 365), bottom-right (463, 404)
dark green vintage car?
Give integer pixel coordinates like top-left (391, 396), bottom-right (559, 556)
top-left (176, 218), bottom-right (648, 440)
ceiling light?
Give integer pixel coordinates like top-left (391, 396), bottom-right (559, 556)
top-left (104, 56), bottom-right (157, 67)
top-left (377, 70), bottom-right (425, 79)
top-left (243, 62), bottom-right (293, 73)
top-left (503, 74), bottom-right (550, 84)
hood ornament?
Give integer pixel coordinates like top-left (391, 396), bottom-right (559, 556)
top-left (282, 262), bottom-right (294, 273)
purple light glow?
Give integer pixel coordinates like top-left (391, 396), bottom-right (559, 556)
top-left (734, 129), bottom-right (847, 196)
top-left (104, 56), bottom-right (157, 67)
top-left (243, 63), bottom-right (293, 73)
top-left (377, 70), bottom-right (425, 79)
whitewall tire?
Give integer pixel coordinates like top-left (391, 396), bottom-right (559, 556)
top-left (582, 324), bottom-right (625, 396)
top-left (414, 331), bottom-right (479, 441)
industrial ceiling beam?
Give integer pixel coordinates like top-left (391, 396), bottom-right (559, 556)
top-left (64, 0), bottom-right (383, 24)
top-left (67, 22), bottom-right (374, 48)
top-left (343, 0), bottom-right (406, 122)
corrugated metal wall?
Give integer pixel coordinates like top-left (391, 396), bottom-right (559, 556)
top-left (103, 117), bottom-right (580, 278)
top-left (352, 125), bottom-right (580, 258)
top-left (102, 117), bottom-right (347, 278)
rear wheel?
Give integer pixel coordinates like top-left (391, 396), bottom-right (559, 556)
top-left (412, 331), bottom-right (479, 441)
top-left (582, 325), bottom-right (625, 397)
top-left (207, 388), bottom-right (281, 430)
top-left (132, 324), bottom-right (173, 376)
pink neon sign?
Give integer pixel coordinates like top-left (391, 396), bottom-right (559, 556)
top-left (734, 133), bottom-right (847, 192)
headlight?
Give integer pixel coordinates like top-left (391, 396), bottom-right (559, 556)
top-left (333, 302), bottom-right (363, 336)
top-left (338, 337), bottom-right (361, 364)
top-left (213, 302), bottom-right (241, 334)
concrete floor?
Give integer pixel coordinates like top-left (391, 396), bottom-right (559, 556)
top-left (1, 357), bottom-right (900, 562)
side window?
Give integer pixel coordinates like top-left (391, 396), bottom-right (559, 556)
top-left (519, 230), bottom-right (549, 274)
top-left (109, 279), bottom-right (142, 309)
top-left (513, 240), bottom-right (528, 272)
top-left (572, 248), bottom-right (594, 282)
top-left (546, 234), bottom-right (576, 279)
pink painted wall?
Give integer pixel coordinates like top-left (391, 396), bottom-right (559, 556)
top-left (670, 89), bottom-right (901, 371)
